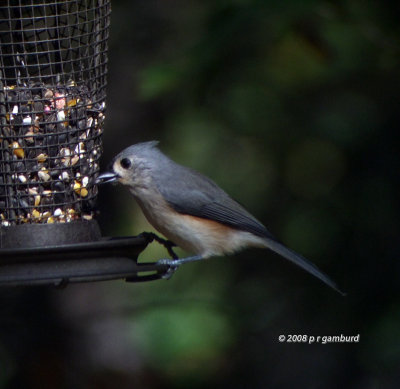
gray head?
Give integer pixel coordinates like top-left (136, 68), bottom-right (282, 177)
top-left (96, 141), bottom-right (168, 189)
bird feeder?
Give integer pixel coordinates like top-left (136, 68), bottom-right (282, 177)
top-left (0, 0), bottom-right (169, 285)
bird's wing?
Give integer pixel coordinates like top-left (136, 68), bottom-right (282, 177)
top-left (174, 198), bottom-right (276, 240)
top-left (153, 164), bottom-right (276, 240)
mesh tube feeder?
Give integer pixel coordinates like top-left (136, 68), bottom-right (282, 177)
top-left (0, 0), bottom-right (169, 285)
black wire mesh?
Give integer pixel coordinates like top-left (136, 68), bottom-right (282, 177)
top-left (0, 0), bottom-right (110, 226)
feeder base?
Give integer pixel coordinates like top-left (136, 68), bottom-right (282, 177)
top-left (0, 235), bottom-right (171, 286)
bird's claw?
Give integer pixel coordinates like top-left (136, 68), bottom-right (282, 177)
top-left (156, 258), bottom-right (182, 279)
top-left (140, 232), bottom-right (179, 259)
top-left (156, 255), bottom-right (204, 280)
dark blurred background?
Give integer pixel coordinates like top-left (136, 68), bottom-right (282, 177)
top-left (1, 0), bottom-right (400, 387)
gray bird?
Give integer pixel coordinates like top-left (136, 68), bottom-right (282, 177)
top-left (96, 141), bottom-right (344, 295)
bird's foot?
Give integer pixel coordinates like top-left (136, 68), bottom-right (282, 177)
top-left (157, 255), bottom-right (203, 267)
top-left (156, 255), bottom-right (203, 279)
top-left (139, 231), bottom-right (178, 259)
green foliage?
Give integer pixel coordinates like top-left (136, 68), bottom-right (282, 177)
top-left (133, 306), bottom-right (233, 377)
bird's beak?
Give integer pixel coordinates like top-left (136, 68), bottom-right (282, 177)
top-left (96, 171), bottom-right (119, 184)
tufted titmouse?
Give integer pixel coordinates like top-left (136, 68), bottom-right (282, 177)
top-left (97, 141), bottom-right (344, 295)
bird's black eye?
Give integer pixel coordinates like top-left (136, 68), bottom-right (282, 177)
top-left (120, 158), bottom-right (132, 169)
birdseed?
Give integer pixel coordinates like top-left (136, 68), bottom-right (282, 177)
top-left (0, 81), bottom-right (104, 225)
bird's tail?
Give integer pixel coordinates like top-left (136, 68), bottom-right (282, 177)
top-left (262, 238), bottom-right (345, 296)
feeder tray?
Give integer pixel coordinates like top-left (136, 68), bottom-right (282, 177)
top-left (0, 232), bottom-right (171, 286)
top-left (0, 1), bottom-right (171, 285)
